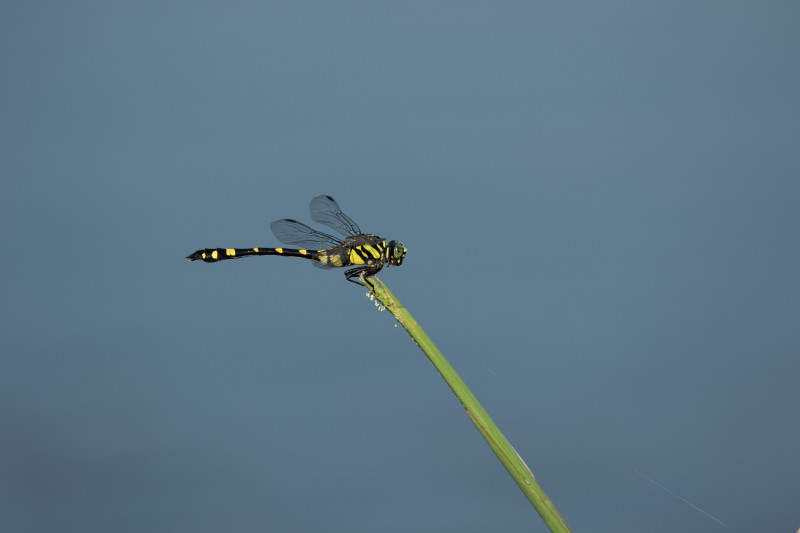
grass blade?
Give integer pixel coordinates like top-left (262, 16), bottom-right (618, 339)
top-left (364, 276), bottom-right (571, 533)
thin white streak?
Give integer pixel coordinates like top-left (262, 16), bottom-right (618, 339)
top-left (633, 469), bottom-right (727, 527)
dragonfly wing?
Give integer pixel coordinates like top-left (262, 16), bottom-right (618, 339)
top-left (310, 195), bottom-right (362, 237)
top-left (270, 219), bottom-right (342, 249)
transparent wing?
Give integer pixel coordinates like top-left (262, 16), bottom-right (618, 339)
top-left (270, 219), bottom-right (343, 249)
top-left (310, 260), bottom-right (335, 270)
top-left (310, 195), bottom-right (362, 237)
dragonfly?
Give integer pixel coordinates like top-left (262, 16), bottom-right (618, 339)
top-left (186, 195), bottom-right (407, 285)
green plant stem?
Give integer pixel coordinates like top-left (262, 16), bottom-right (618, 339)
top-left (364, 276), bottom-right (571, 533)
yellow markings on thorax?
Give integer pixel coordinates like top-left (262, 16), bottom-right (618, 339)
top-left (349, 244), bottom-right (382, 265)
top-left (349, 249), bottom-right (366, 265)
top-left (226, 248), bottom-right (236, 257)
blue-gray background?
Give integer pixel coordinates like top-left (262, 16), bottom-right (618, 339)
top-left (2, 3), bottom-right (798, 532)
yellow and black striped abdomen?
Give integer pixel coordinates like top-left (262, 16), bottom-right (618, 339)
top-left (186, 247), bottom-right (321, 263)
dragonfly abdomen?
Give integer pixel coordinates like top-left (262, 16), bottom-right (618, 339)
top-left (186, 247), bottom-right (322, 263)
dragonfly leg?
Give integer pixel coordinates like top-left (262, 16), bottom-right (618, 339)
top-left (345, 265), bottom-right (382, 285)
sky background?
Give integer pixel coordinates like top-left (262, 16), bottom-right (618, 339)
top-left (2, 2), bottom-right (799, 532)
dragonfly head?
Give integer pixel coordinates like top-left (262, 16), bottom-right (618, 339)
top-left (387, 241), bottom-right (407, 266)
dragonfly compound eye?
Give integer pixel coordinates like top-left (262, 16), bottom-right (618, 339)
top-left (389, 241), bottom-right (407, 265)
